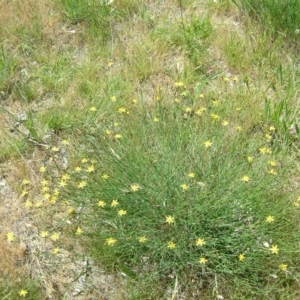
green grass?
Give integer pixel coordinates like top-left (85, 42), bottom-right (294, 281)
top-left (0, 0), bottom-right (300, 299)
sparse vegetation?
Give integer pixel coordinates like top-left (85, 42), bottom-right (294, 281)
top-left (0, 0), bottom-right (300, 299)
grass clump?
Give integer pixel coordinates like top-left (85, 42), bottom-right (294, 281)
top-left (233, 0), bottom-right (300, 45)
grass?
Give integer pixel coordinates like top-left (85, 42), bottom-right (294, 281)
top-left (0, 0), bottom-right (300, 299)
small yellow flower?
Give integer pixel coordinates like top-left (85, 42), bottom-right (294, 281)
top-left (268, 169), bottom-right (277, 175)
top-left (77, 181), bottom-right (87, 189)
top-left (98, 200), bottom-right (106, 208)
top-left (211, 113), bottom-right (220, 121)
top-left (118, 209), bottom-right (127, 216)
top-left (75, 166), bottom-right (82, 172)
top-left (50, 195), bottom-right (57, 204)
top-left (53, 247), bottom-right (60, 254)
top-left (238, 254), bottom-right (245, 261)
top-left (50, 232), bottom-right (60, 241)
top-left (279, 263), bottom-right (288, 271)
top-left (105, 129), bottom-right (112, 135)
top-left (236, 107), bottom-right (242, 111)
top-left (111, 200), bottom-right (119, 207)
top-left (53, 189), bottom-right (60, 196)
top-left (21, 190), bottom-right (28, 197)
top-left (62, 139), bottom-right (69, 145)
top-left (52, 146), bottom-right (59, 152)
top-left (35, 201), bottom-right (42, 207)
top-left (24, 200), bottom-right (32, 208)
top-left (165, 215), bottom-right (174, 224)
top-left (118, 107), bottom-right (126, 113)
top-left (236, 126), bottom-right (242, 131)
top-left (153, 117), bottom-right (159, 122)
top-left (76, 227), bottom-right (83, 235)
top-left (212, 100), bottom-right (220, 107)
top-left (40, 231), bottom-right (48, 238)
top-left (266, 215), bottom-right (275, 223)
top-left (115, 134), bottom-right (122, 139)
top-left (62, 174), bottom-right (70, 181)
top-left (19, 289), bottom-right (28, 297)
top-left (204, 140), bottom-right (212, 148)
top-left (132, 99), bottom-right (138, 104)
top-left (81, 158), bottom-right (88, 163)
top-left (139, 236), bottom-right (147, 243)
top-left (87, 165), bottom-right (95, 173)
top-left (111, 96), bottom-right (117, 102)
top-left (90, 106), bottom-right (97, 112)
top-left (268, 160), bottom-right (277, 167)
top-left (184, 107), bottom-right (192, 113)
top-left (181, 183), bottom-right (189, 190)
top-left (265, 134), bottom-right (272, 141)
top-left (68, 207), bottom-right (75, 214)
top-left (174, 81), bottom-right (184, 87)
top-left (6, 232), bottom-right (14, 242)
top-left (22, 179), bottom-right (30, 185)
top-left (106, 237), bottom-right (117, 246)
top-left (196, 107), bottom-right (206, 116)
top-left (167, 241), bottom-right (176, 249)
top-left (39, 166), bottom-right (47, 173)
top-left (270, 245), bottom-right (279, 254)
top-left (222, 120), bottom-right (229, 126)
top-left (196, 238), bottom-right (206, 246)
top-left (247, 156), bottom-right (254, 163)
top-left (224, 77), bottom-right (230, 82)
top-left (59, 180), bottom-right (67, 187)
top-left (199, 93), bottom-right (204, 98)
top-left (174, 98), bottom-right (180, 103)
top-left (269, 126), bottom-right (276, 131)
top-left (199, 257), bottom-right (208, 264)
top-left (241, 175), bottom-right (250, 182)
top-left (102, 174), bottom-right (110, 179)
top-left (233, 76), bottom-right (238, 81)
top-left (130, 184), bottom-right (140, 192)
top-left (259, 147), bottom-right (272, 154)
top-left (188, 173), bottom-right (195, 178)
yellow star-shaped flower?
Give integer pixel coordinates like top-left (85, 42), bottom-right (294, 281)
top-left (238, 254), bottom-right (245, 261)
top-left (199, 257), bottom-right (208, 264)
top-left (266, 215), bottom-right (275, 223)
top-left (270, 245), bottom-right (279, 254)
top-left (19, 289), bottom-right (28, 297)
top-left (196, 238), bottom-right (206, 246)
top-left (167, 241), bottom-right (176, 249)
top-left (165, 215), bottom-right (174, 224)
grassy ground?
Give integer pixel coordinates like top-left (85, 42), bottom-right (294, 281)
top-left (1, 0), bottom-right (300, 299)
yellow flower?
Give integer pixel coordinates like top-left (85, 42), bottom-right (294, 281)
top-left (279, 263), bottom-right (288, 271)
top-left (247, 156), bottom-right (254, 163)
top-left (236, 126), bottom-right (242, 131)
top-left (77, 181), bottom-right (87, 189)
top-left (184, 107), bottom-right (192, 113)
top-left (132, 99), bottom-right (138, 104)
top-left (21, 190), bottom-right (28, 197)
top-left (195, 107), bottom-right (206, 116)
top-left (81, 158), bottom-right (88, 163)
top-left (181, 183), bottom-right (189, 190)
top-left (52, 146), bottom-right (59, 152)
top-left (19, 289), bottom-right (28, 297)
top-left (39, 166), bottom-right (47, 173)
top-left (224, 77), bottom-right (230, 82)
top-left (118, 107), bottom-right (126, 113)
top-left (105, 129), bottom-right (112, 135)
top-left (153, 117), bottom-right (159, 122)
top-left (204, 140), bottom-right (212, 148)
top-left (115, 134), bottom-right (122, 139)
top-left (165, 215), bottom-right (174, 224)
top-left (199, 93), bottom-right (204, 98)
top-left (196, 238), bottom-right (206, 246)
top-left (238, 254), bottom-right (245, 261)
top-left (259, 147), bottom-right (272, 154)
top-left (222, 120), bottom-right (229, 126)
top-left (40, 231), bottom-right (48, 238)
top-left (102, 174), bottom-right (109, 179)
top-left (118, 209), bottom-right (127, 216)
top-left (130, 184), bottom-right (140, 192)
top-left (211, 113), bottom-right (220, 121)
top-left (268, 160), bottom-right (277, 167)
top-left (199, 257), bottom-right (208, 264)
top-left (76, 227), bottom-right (83, 235)
top-left (167, 241), bottom-right (176, 249)
top-left (106, 237), bottom-right (117, 246)
top-left (188, 173), bottom-right (195, 178)
top-left (268, 169), bottom-right (277, 175)
top-left (174, 98), bottom-right (180, 103)
top-left (22, 179), bottom-right (30, 185)
top-left (35, 201), bottom-right (42, 207)
top-left (75, 166), bottom-right (82, 172)
top-left (62, 139), bottom-right (69, 145)
top-left (111, 96), bottom-right (117, 102)
top-left (266, 215), bottom-right (275, 223)
top-left (212, 100), bottom-right (220, 107)
top-left (6, 232), bottom-right (14, 242)
top-left (62, 174), bottom-right (70, 181)
top-left (139, 236), bottom-right (147, 243)
top-left (265, 134), bottom-right (272, 141)
top-left (174, 81), bottom-right (184, 87)
top-left (87, 165), bottom-right (95, 173)
top-left (50, 232), bottom-right (60, 241)
top-left (98, 200), bottom-right (106, 207)
top-left (53, 189), bottom-right (60, 196)
top-left (269, 126), bottom-right (276, 131)
top-left (24, 200), bottom-right (32, 208)
top-left (59, 180), bottom-right (67, 187)
top-left (89, 106), bottom-right (96, 112)
top-left (111, 200), bottom-right (119, 207)
top-left (53, 247), bottom-right (60, 254)
top-left (270, 245), bottom-right (279, 254)
top-left (241, 175), bottom-right (250, 182)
